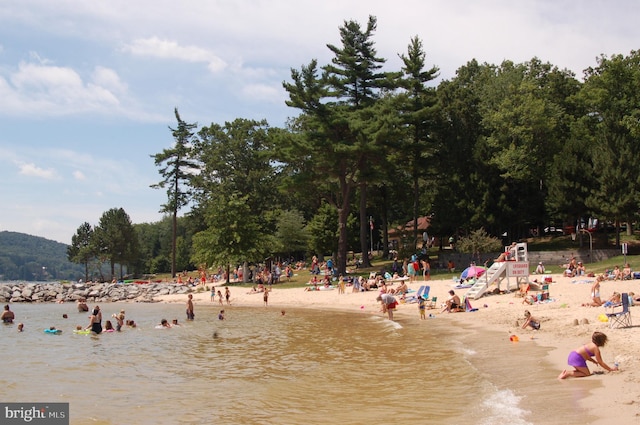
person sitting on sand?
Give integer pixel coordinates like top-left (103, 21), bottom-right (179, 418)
top-left (562, 257), bottom-right (577, 277)
top-left (304, 283), bottom-right (319, 291)
top-left (558, 331), bottom-right (618, 379)
top-left (582, 275), bottom-right (604, 307)
top-left (603, 292), bottom-right (622, 308)
top-left (622, 263), bottom-right (632, 280)
top-left (521, 310), bottom-right (540, 330)
top-left (395, 281), bottom-right (409, 295)
top-left (563, 265), bottom-right (575, 278)
top-left (534, 262), bottom-right (545, 274)
top-left (442, 290), bottom-right (461, 313)
top-left (610, 265), bottom-right (621, 280)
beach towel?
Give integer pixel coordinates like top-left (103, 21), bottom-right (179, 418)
top-left (465, 297), bottom-right (478, 312)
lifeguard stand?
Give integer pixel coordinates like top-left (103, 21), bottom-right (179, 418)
top-left (465, 242), bottom-right (530, 299)
top-left (506, 242), bottom-right (530, 291)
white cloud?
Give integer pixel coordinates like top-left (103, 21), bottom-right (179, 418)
top-left (0, 60), bottom-right (122, 115)
top-left (123, 37), bottom-right (227, 72)
top-left (91, 66), bottom-right (127, 96)
top-left (72, 170), bottom-right (86, 180)
top-left (16, 161), bottom-right (57, 179)
top-left (241, 83), bottom-right (285, 103)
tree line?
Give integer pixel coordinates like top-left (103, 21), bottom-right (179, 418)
top-left (69, 15), bottom-right (640, 279)
top-left (0, 231), bottom-right (85, 281)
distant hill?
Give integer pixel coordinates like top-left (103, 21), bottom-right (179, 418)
top-left (0, 231), bottom-right (84, 281)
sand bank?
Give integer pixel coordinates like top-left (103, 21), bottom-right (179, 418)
top-left (157, 273), bottom-right (640, 423)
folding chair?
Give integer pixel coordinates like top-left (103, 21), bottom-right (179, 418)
top-left (427, 296), bottom-right (438, 309)
top-left (405, 286), bottom-right (429, 304)
top-left (606, 293), bottom-right (632, 329)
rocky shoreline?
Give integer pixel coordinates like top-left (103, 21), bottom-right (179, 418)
top-left (0, 281), bottom-right (197, 304)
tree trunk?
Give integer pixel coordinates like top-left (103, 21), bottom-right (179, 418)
top-left (359, 182), bottom-right (372, 268)
top-left (336, 175), bottom-right (353, 276)
top-left (381, 187), bottom-right (389, 259)
top-left (413, 174), bottom-right (420, 250)
top-left (171, 174), bottom-right (179, 278)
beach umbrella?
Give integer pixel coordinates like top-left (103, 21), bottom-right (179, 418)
top-left (460, 265), bottom-right (485, 280)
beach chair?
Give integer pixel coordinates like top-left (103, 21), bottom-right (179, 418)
top-left (606, 293), bottom-right (632, 329)
top-left (406, 285), bottom-right (429, 303)
top-left (427, 296), bottom-right (437, 309)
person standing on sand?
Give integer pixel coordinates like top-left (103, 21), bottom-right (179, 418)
top-left (418, 296), bottom-right (426, 320)
top-left (225, 286), bottom-right (231, 305)
top-left (263, 287), bottom-right (270, 306)
top-left (186, 294), bottom-right (195, 321)
top-left (558, 331), bottom-right (618, 379)
top-left (338, 275), bottom-right (346, 294)
top-left (377, 293), bottom-right (397, 321)
top-left (422, 259), bottom-right (430, 281)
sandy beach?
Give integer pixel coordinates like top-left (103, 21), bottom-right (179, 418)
top-left (158, 272), bottom-right (640, 424)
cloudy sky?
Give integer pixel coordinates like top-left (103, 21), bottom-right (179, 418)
top-left (0, 0), bottom-right (637, 244)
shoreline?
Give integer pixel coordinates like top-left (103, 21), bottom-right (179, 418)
top-left (157, 273), bottom-right (640, 424)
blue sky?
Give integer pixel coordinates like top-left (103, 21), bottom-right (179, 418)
top-left (0, 0), bottom-right (638, 244)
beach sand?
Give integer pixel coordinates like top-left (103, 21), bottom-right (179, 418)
top-left (158, 273), bottom-right (640, 423)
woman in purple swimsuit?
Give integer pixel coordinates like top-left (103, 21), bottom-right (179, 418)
top-left (558, 331), bottom-right (618, 379)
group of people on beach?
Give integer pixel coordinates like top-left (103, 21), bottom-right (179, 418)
top-left (373, 275), bottom-right (619, 382)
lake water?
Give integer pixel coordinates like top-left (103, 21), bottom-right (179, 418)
top-left (0, 300), bottom-right (598, 424)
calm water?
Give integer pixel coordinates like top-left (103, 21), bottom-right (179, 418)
top-left (0, 300), bottom-right (597, 425)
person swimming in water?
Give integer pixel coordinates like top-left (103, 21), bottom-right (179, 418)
top-left (87, 306), bottom-right (102, 334)
top-left (1, 304), bottom-right (15, 323)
